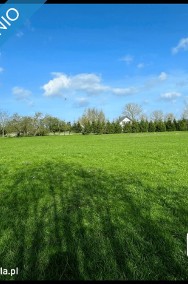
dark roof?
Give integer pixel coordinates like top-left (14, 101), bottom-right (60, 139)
top-left (119, 115), bottom-right (132, 122)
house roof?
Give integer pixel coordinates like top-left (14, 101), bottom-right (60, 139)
top-left (119, 115), bottom-right (131, 122)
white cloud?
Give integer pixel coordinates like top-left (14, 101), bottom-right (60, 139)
top-left (12, 86), bottom-right (33, 106)
top-left (0, 67), bottom-right (4, 73)
top-left (142, 99), bottom-right (149, 105)
top-left (16, 31), bottom-right (24, 38)
top-left (42, 72), bottom-right (135, 97)
top-left (42, 73), bottom-right (70, 97)
top-left (137, 63), bottom-right (145, 69)
top-left (120, 55), bottom-right (134, 64)
top-left (70, 73), bottom-right (110, 94)
top-left (27, 101), bottom-right (34, 107)
top-left (160, 91), bottom-right (181, 101)
top-left (12, 86), bottom-right (32, 99)
top-left (158, 72), bottom-right (167, 81)
top-left (142, 72), bottom-right (168, 90)
top-left (74, 97), bottom-right (90, 108)
top-left (112, 87), bottom-right (137, 96)
top-left (172, 37), bottom-right (188, 54)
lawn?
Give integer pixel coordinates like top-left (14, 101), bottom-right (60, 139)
top-left (0, 132), bottom-right (188, 280)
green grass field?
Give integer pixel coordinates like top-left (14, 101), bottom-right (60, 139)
top-left (0, 132), bottom-right (188, 280)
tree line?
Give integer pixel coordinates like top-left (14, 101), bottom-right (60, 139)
top-left (0, 103), bottom-right (188, 137)
top-left (0, 112), bottom-right (72, 137)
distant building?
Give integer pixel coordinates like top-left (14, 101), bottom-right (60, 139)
top-left (119, 116), bottom-right (132, 127)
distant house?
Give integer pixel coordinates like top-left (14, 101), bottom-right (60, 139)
top-left (119, 116), bottom-right (132, 127)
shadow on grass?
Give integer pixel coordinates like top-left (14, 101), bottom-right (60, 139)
top-left (0, 161), bottom-right (187, 280)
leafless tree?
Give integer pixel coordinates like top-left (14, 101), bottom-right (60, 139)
top-left (150, 110), bottom-right (164, 122)
top-left (79, 108), bottom-right (106, 124)
top-left (122, 103), bottom-right (143, 121)
top-left (182, 103), bottom-right (188, 119)
top-left (0, 110), bottom-right (9, 137)
top-left (165, 113), bottom-right (175, 122)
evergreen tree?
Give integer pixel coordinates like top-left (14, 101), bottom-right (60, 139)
top-left (165, 119), bottom-right (176, 131)
top-left (110, 122), bottom-right (116, 134)
top-left (82, 121), bottom-right (91, 134)
top-left (177, 119), bottom-right (187, 131)
top-left (139, 120), bottom-right (149, 132)
top-left (105, 121), bottom-right (113, 134)
top-left (123, 122), bottom-right (132, 133)
top-left (95, 120), bottom-right (104, 134)
top-left (131, 120), bottom-right (140, 133)
top-left (72, 121), bottom-right (82, 133)
top-left (173, 119), bottom-right (178, 131)
top-left (113, 121), bottom-right (122, 133)
top-left (91, 121), bottom-right (97, 133)
top-left (155, 121), bottom-right (166, 132)
top-left (148, 121), bottom-right (156, 132)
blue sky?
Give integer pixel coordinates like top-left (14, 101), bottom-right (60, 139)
top-left (0, 4), bottom-right (188, 122)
